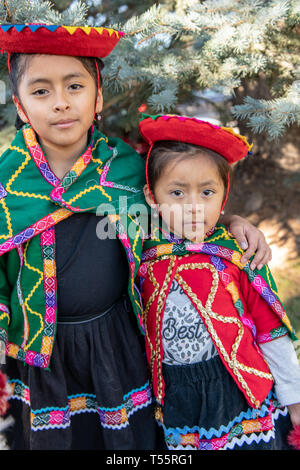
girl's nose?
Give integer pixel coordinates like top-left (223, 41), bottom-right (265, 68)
top-left (53, 91), bottom-right (71, 112)
top-left (187, 194), bottom-right (203, 212)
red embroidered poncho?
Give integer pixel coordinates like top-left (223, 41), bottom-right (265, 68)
top-left (138, 226), bottom-right (295, 409)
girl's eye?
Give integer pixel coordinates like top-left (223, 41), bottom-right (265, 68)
top-left (171, 189), bottom-right (184, 197)
top-left (202, 189), bottom-right (214, 197)
top-left (32, 89), bottom-right (48, 96)
top-left (69, 84), bottom-right (83, 90)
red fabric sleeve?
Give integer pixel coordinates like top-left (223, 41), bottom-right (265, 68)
top-left (239, 269), bottom-right (285, 342)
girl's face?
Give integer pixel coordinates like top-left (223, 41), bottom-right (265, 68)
top-left (144, 152), bottom-right (225, 243)
top-left (15, 54), bottom-right (103, 155)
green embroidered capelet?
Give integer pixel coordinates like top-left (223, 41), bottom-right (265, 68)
top-left (0, 124), bottom-right (147, 342)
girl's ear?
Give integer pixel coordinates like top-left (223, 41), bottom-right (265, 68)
top-left (12, 95), bottom-right (29, 124)
top-left (143, 184), bottom-right (156, 208)
top-left (95, 88), bottom-right (103, 114)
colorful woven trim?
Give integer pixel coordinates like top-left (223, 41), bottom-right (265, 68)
top-left (4, 227), bottom-right (57, 368)
top-left (0, 326), bottom-right (8, 345)
top-left (0, 125), bottom-right (101, 256)
top-left (157, 393), bottom-right (288, 450)
top-left (8, 380), bottom-right (152, 432)
top-left (108, 213), bottom-right (145, 334)
top-left (0, 303), bottom-right (10, 317)
top-left (0, 24), bottom-right (123, 38)
top-left (0, 208), bottom-right (71, 257)
top-left (209, 254), bottom-right (290, 343)
top-left (0, 183), bottom-right (7, 199)
top-left (23, 126), bottom-right (94, 212)
top-left (40, 228), bottom-right (57, 363)
top-left (22, 126), bottom-right (60, 187)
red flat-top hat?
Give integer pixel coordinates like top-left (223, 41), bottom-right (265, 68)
top-left (0, 24), bottom-right (124, 122)
top-left (139, 114), bottom-right (253, 215)
top-left (0, 24), bottom-right (124, 58)
top-left (139, 113), bottom-right (252, 164)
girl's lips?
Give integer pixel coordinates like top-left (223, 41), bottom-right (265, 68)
top-left (52, 120), bottom-right (77, 128)
top-left (184, 221), bottom-right (204, 227)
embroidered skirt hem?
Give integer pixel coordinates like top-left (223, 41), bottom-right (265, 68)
top-left (159, 356), bottom-right (293, 450)
top-left (1, 297), bottom-right (161, 450)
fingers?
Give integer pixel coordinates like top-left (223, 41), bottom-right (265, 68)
top-left (241, 239), bottom-right (257, 266)
top-left (252, 244), bottom-right (272, 270)
top-left (231, 225), bottom-right (249, 252)
top-left (226, 216), bottom-right (272, 271)
top-left (241, 233), bottom-right (272, 270)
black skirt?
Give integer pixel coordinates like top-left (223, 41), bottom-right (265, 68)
top-left (2, 214), bottom-right (165, 449)
top-left (159, 355), bottom-right (293, 450)
top-left (3, 295), bottom-right (161, 450)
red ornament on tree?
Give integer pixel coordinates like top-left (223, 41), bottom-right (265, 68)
top-left (288, 426), bottom-right (300, 450)
top-left (0, 370), bottom-right (9, 416)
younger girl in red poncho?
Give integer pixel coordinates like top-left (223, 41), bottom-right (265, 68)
top-left (138, 114), bottom-right (300, 450)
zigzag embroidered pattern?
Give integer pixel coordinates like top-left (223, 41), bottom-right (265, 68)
top-left (160, 396), bottom-right (288, 450)
top-left (0, 24), bottom-right (124, 38)
top-left (15, 244), bottom-right (30, 348)
top-left (8, 380), bottom-right (152, 431)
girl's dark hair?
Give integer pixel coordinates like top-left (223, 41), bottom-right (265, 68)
top-left (147, 141), bottom-right (233, 200)
top-left (8, 53), bottom-right (104, 130)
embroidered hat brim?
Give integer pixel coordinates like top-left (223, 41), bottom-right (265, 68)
top-left (139, 114), bottom-right (252, 164)
top-left (0, 24), bottom-right (124, 58)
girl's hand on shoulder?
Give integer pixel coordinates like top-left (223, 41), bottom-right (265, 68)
top-left (222, 214), bottom-right (272, 270)
top-left (288, 403), bottom-right (300, 428)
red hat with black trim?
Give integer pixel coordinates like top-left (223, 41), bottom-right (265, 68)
top-left (0, 23), bottom-right (124, 58)
top-left (139, 113), bottom-right (252, 165)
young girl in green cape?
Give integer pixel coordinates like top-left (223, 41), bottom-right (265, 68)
top-left (0, 25), bottom-right (273, 450)
top-left (138, 114), bottom-right (300, 450)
